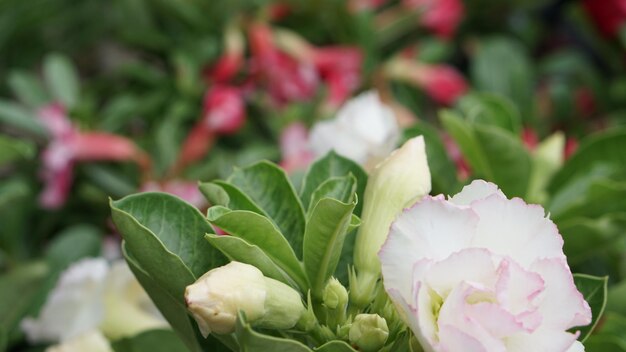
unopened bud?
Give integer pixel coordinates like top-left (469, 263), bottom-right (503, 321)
top-left (349, 314), bottom-right (389, 352)
top-left (323, 278), bottom-right (348, 310)
top-left (185, 261), bottom-right (305, 336)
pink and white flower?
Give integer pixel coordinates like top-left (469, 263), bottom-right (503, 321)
top-left (379, 180), bottom-right (592, 352)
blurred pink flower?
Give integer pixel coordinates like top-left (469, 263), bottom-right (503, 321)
top-left (583, 0), bottom-right (626, 38)
top-left (442, 133), bottom-right (470, 180)
top-left (404, 0), bottom-right (464, 39)
top-left (38, 103), bottom-right (147, 209)
top-left (141, 180), bottom-right (207, 209)
top-left (249, 22), bottom-right (319, 105)
top-left (203, 24), bottom-right (245, 83)
top-left (385, 58), bottom-right (467, 105)
top-left (279, 122), bottom-right (314, 173)
top-left (564, 137), bottom-right (579, 160)
top-left (521, 128), bottom-right (539, 151)
top-left (313, 46), bottom-right (363, 108)
top-left (202, 86), bottom-right (246, 135)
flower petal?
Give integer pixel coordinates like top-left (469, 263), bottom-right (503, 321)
top-left (448, 180), bottom-right (505, 206)
top-left (506, 328), bottom-right (580, 352)
top-left (471, 196), bottom-right (565, 266)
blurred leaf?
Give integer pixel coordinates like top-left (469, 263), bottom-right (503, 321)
top-left (585, 313), bottom-right (626, 351)
top-left (549, 129), bottom-right (626, 195)
top-left (457, 93), bottom-right (522, 134)
top-left (470, 37), bottom-right (535, 120)
top-left (573, 274), bottom-right (608, 342)
top-left (43, 53), bottom-right (80, 109)
top-left (7, 70), bottom-right (48, 108)
top-left (526, 132), bottom-right (564, 204)
top-left (403, 121), bottom-right (460, 195)
top-left (45, 224), bottom-right (102, 269)
top-left (301, 152), bottom-right (367, 215)
top-left (228, 161), bottom-right (306, 258)
top-left (304, 196), bottom-right (356, 299)
top-left (82, 165), bottom-right (137, 197)
top-left (0, 99), bottom-right (47, 137)
top-left (112, 329), bottom-right (188, 352)
top-left (0, 135), bottom-right (35, 166)
top-left (235, 311), bottom-right (311, 352)
top-left (551, 179), bottom-right (626, 222)
top-left (206, 207), bottom-right (307, 291)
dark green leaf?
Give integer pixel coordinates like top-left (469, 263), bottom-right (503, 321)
top-left (0, 135), bottom-right (35, 167)
top-left (45, 224), bottom-right (102, 269)
top-left (8, 71), bottom-right (48, 108)
top-left (207, 207), bottom-right (307, 291)
top-left (235, 311), bottom-right (311, 352)
top-left (205, 234), bottom-right (298, 289)
top-left (304, 197), bottom-right (356, 299)
top-left (458, 93), bottom-right (522, 134)
top-left (573, 274), bottom-right (608, 342)
top-left (0, 99), bottom-right (47, 137)
top-left (307, 175), bottom-right (356, 215)
top-left (315, 340), bottom-right (357, 351)
top-left (112, 329), bottom-right (188, 352)
top-left (301, 152), bottom-right (368, 215)
top-left (549, 129), bottom-right (626, 194)
top-left (228, 161), bottom-right (306, 258)
top-left (111, 192), bottom-right (227, 279)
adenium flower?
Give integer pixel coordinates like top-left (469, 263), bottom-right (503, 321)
top-left (38, 103), bottom-right (148, 209)
top-left (248, 22), bottom-right (319, 105)
top-left (185, 261), bottom-right (305, 336)
top-left (379, 180), bottom-right (592, 352)
top-left (309, 91), bottom-right (400, 169)
top-left (582, 0), bottom-right (626, 38)
top-left (403, 0), bottom-right (464, 39)
top-left (385, 58), bottom-right (467, 105)
top-left (21, 258), bottom-right (166, 343)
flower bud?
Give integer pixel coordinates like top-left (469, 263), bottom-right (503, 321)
top-left (322, 278), bottom-right (348, 310)
top-left (349, 314), bottom-right (389, 352)
top-left (352, 136), bottom-right (431, 306)
top-left (185, 261), bottom-right (305, 336)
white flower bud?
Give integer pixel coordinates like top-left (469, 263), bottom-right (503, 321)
top-left (185, 261), bottom-right (305, 336)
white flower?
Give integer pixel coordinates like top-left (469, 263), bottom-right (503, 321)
top-left (309, 90), bottom-right (400, 168)
top-left (185, 261), bottom-right (305, 336)
top-left (379, 180), bottom-right (592, 352)
top-left (21, 258), bottom-right (166, 344)
top-left (45, 330), bottom-right (113, 352)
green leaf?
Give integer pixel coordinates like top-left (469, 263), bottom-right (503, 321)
top-left (470, 37), bottom-right (535, 120)
top-left (585, 313), bottom-right (626, 351)
top-left (123, 245), bottom-right (232, 352)
top-left (0, 99), bottom-right (47, 137)
top-left (403, 121), bottom-right (460, 195)
top-left (473, 124), bottom-right (531, 198)
top-left (304, 197), bottom-right (356, 299)
top-left (8, 70), bottom-right (48, 108)
top-left (235, 311), bottom-right (312, 352)
top-left (315, 340), bottom-right (357, 351)
top-left (111, 192), bottom-right (227, 279)
top-left (0, 135), bottom-right (35, 167)
top-left (307, 175), bottom-right (357, 215)
top-left (43, 53), bottom-right (80, 108)
top-left (549, 129), bottom-right (626, 194)
top-left (440, 109), bottom-right (491, 178)
top-left (228, 161), bottom-right (306, 258)
top-left (207, 207), bottom-right (307, 291)
top-left (458, 93), bottom-right (522, 134)
top-left (45, 224), bottom-right (102, 269)
top-left (551, 179), bottom-right (626, 222)
top-left (205, 234), bottom-right (298, 289)
top-left (112, 329), bottom-right (188, 352)
top-left (301, 152), bottom-right (368, 215)
top-left (573, 274), bottom-right (608, 342)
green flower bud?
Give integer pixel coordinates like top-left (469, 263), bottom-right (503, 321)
top-left (352, 136), bottom-right (431, 307)
top-left (349, 314), bottom-right (389, 352)
top-left (185, 261), bottom-right (305, 336)
top-left (323, 278), bottom-right (348, 310)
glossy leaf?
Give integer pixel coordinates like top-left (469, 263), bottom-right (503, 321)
top-left (307, 175), bottom-right (356, 215)
top-left (207, 207), bottom-right (307, 290)
top-left (304, 197), bottom-right (356, 299)
top-left (205, 234), bottom-right (298, 289)
top-left (111, 192), bottom-right (226, 279)
top-left (228, 161), bottom-right (306, 257)
top-left (43, 53), bottom-right (80, 108)
top-left (301, 152), bottom-right (368, 215)
top-left (573, 274), bottom-right (608, 342)
top-left (235, 311), bottom-right (312, 352)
